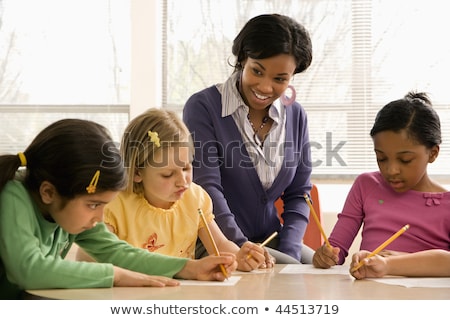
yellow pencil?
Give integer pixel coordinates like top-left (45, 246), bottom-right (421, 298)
top-left (303, 193), bottom-right (331, 248)
top-left (198, 208), bottom-right (228, 278)
top-left (351, 224), bottom-right (410, 272)
top-left (259, 231), bottom-right (278, 248)
top-left (246, 231), bottom-right (278, 260)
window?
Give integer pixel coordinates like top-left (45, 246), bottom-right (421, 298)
top-left (163, 0), bottom-right (450, 180)
top-left (0, 0), bottom-right (130, 153)
top-left (2, 0), bottom-right (449, 181)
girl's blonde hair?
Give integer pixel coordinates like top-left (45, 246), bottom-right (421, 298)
top-left (121, 108), bottom-right (193, 194)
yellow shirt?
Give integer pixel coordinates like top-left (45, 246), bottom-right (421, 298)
top-left (104, 183), bottom-right (214, 259)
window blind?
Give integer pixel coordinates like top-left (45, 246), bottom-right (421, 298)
top-left (163, 0), bottom-right (450, 180)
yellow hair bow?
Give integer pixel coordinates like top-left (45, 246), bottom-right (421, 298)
top-left (148, 130), bottom-right (161, 147)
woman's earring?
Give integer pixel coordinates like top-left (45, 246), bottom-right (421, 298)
top-left (280, 85), bottom-right (296, 106)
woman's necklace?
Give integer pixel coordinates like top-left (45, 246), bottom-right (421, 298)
top-left (247, 110), bottom-right (270, 148)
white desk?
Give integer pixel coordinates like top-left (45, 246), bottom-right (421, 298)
top-left (25, 265), bottom-right (450, 300)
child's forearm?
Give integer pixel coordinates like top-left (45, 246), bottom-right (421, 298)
top-left (386, 250), bottom-right (450, 277)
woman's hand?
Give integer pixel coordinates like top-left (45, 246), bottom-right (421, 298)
top-left (312, 244), bottom-right (340, 269)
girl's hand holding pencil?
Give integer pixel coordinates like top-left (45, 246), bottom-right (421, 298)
top-left (303, 193), bottom-right (340, 269)
top-left (349, 250), bottom-right (390, 279)
top-left (350, 224), bottom-right (409, 273)
top-left (176, 252), bottom-right (237, 282)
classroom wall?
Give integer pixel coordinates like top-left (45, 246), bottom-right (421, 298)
top-left (316, 183), bottom-right (359, 266)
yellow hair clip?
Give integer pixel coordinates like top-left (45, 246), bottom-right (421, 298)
top-left (86, 170), bottom-right (100, 194)
top-left (148, 130), bottom-right (161, 147)
top-left (17, 152), bottom-right (27, 167)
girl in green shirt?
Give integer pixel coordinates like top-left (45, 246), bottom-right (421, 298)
top-left (0, 119), bottom-right (236, 299)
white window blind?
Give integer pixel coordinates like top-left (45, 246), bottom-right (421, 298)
top-left (163, 0), bottom-right (450, 180)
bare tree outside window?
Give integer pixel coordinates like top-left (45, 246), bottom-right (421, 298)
top-left (0, 0), bottom-right (21, 103)
top-left (0, 0), bottom-right (130, 154)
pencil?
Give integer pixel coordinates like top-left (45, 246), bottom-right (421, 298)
top-left (198, 208), bottom-right (228, 278)
top-left (303, 193), bottom-right (331, 248)
top-left (351, 224), bottom-right (410, 272)
top-left (246, 231), bottom-right (278, 260)
top-left (259, 231), bottom-right (278, 248)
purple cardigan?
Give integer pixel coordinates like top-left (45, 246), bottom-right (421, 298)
top-left (183, 86), bottom-right (312, 261)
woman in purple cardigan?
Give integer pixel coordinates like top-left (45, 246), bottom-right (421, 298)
top-left (183, 14), bottom-right (314, 264)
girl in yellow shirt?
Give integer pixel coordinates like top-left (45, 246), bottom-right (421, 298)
top-left (79, 108), bottom-right (270, 271)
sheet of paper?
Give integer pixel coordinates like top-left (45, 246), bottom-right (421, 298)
top-left (367, 277), bottom-right (450, 288)
top-left (233, 268), bottom-right (275, 275)
top-left (280, 264), bottom-right (350, 275)
top-left (179, 276), bottom-right (241, 286)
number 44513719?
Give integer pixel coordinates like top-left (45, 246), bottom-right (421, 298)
top-left (275, 304), bottom-right (339, 315)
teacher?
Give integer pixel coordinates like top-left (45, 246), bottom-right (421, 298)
top-left (183, 14), bottom-right (313, 263)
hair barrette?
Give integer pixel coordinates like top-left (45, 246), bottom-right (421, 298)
top-left (86, 170), bottom-right (100, 194)
top-left (148, 130), bottom-right (161, 147)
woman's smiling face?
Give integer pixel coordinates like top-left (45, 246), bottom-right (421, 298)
top-left (240, 54), bottom-right (296, 110)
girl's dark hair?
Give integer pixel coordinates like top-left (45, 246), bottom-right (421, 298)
top-left (232, 14), bottom-right (312, 74)
top-left (0, 119), bottom-right (126, 197)
top-left (370, 91), bottom-right (441, 148)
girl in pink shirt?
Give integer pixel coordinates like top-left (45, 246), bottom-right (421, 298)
top-left (313, 91), bottom-right (450, 268)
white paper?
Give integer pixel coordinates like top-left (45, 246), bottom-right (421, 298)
top-left (368, 277), bottom-right (450, 288)
top-left (179, 276), bottom-right (241, 286)
top-left (279, 264), bottom-right (351, 275)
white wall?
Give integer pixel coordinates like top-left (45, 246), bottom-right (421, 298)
top-left (315, 184), bottom-right (359, 265)
top-left (130, 0), bottom-right (163, 119)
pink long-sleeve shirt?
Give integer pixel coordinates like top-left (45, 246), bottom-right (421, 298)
top-left (329, 171), bottom-right (450, 264)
